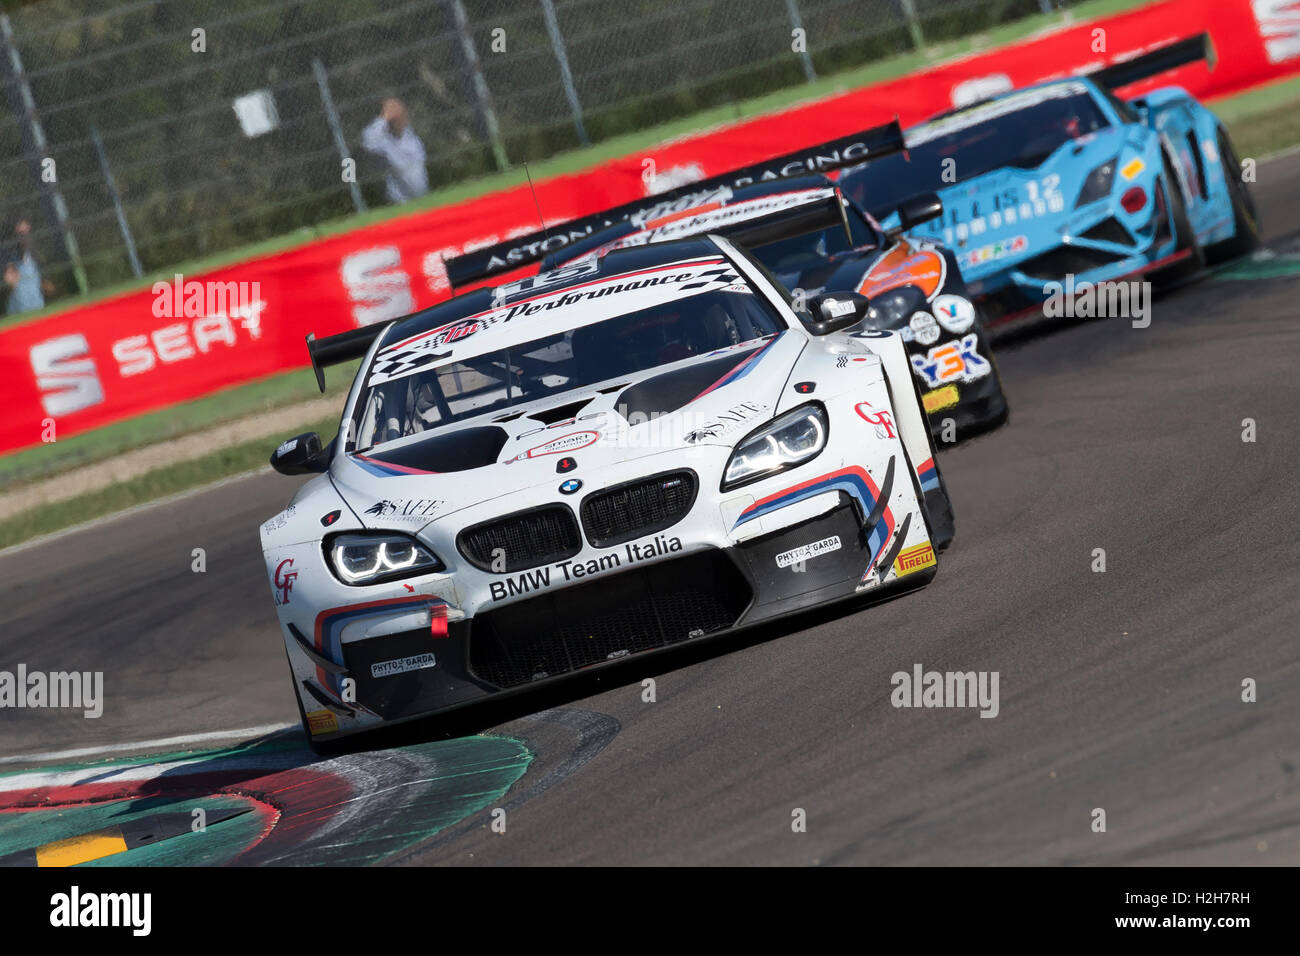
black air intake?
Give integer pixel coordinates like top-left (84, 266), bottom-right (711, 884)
top-left (468, 550), bottom-right (750, 689)
top-left (580, 470), bottom-right (698, 548)
top-left (458, 505), bottom-right (581, 572)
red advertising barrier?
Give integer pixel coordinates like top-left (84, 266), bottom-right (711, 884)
top-left (3, 0), bottom-right (1297, 454)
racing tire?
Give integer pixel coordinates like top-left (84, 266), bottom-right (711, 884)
top-left (923, 479), bottom-right (956, 554)
top-left (1204, 128), bottom-right (1260, 264)
top-left (1151, 155), bottom-right (1204, 288)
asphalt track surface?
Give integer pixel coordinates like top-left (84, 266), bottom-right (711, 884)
top-left (3, 153), bottom-right (1299, 866)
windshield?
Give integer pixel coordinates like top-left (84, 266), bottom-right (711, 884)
top-left (353, 288), bottom-right (784, 449)
top-left (751, 225), bottom-right (855, 284)
top-left (839, 88), bottom-right (1110, 217)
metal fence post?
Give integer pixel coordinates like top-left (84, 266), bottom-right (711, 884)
top-left (784, 0), bottom-right (817, 84)
top-left (312, 57), bottom-right (367, 215)
top-left (89, 124), bottom-right (142, 279)
top-left (0, 12), bottom-right (89, 294)
top-left (449, 0), bottom-right (509, 171)
top-left (899, 0), bottom-right (926, 52)
top-left (540, 0), bottom-right (589, 146)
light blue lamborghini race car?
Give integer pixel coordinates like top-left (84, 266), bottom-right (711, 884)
top-left (838, 34), bottom-right (1258, 322)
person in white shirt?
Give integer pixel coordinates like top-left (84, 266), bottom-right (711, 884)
top-left (361, 98), bottom-right (429, 204)
top-left (4, 218), bottom-right (49, 315)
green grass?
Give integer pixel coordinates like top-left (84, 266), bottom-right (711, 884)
top-left (0, 0), bottom-right (1144, 332)
top-left (1208, 73), bottom-right (1300, 160)
top-left (0, 360), bottom-right (358, 491)
top-left (0, 414), bottom-right (338, 550)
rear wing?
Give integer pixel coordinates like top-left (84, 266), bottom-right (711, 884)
top-left (697, 192), bottom-right (850, 251)
top-left (305, 324), bottom-right (386, 392)
top-left (444, 119), bottom-right (905, 288)
top-left (1090, 32), bottom-right (1214, 90)
top-left (536, 190), bottom-right (853, 272)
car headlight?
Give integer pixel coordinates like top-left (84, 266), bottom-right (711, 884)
top-left (1076, 157), bottom-right (1118, 207)
top-left (326, 532), bottom-right (443, 586)
top-left (722, 404), bottom-right (827, 491)
top-left (862, 284), bottom-right (928, 329)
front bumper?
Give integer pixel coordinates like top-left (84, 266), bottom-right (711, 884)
top-left (968, 184), bottom-right (1176, 321)
top-left (300, 493), bottom-right (935, 737)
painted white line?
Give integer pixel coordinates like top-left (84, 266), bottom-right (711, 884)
top-left (0, 466), bottom-right (269, 559)
top-left (0, 722), bottom-right (297, 768)
top-left (0, 749), bottom-right (313, 793)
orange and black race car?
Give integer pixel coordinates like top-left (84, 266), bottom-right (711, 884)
top-left (446, 122), bottom-right (1009, 442)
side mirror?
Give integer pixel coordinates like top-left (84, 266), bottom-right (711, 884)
top-left (890, 191), bottom-right (943, 236)
top-left (271, 432), bottom-right (329, 475)
top-left (800, 291), bottom-right (873, 335)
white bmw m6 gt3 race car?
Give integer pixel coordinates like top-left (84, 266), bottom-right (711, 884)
top-left (261, 235), bottom-right (952, 748)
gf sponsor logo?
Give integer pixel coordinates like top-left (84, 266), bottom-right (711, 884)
top-left (273, 558), bottom-right (298, 605)
top-left (855, 402), bottom-right (896, 439)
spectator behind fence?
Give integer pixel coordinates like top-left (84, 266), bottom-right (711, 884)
top-left (361, 98), bottom-right (429, 204)
top-left (4, 218), bottom-right (52, 315)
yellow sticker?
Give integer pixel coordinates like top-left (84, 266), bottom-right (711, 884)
top-left (896, 542), bottom-right (937, 577)
top-left (36, 831), bottom-right (128, 867)
top-left (1120, 158), bottom-right (1146, 181)
top-left (306, 708), bottom-right (339, 736)
top-left (922, 385), bottom-right (959, 413)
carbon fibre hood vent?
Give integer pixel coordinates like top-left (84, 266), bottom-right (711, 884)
top-left (616, 349), bottom-right (760, 422)
top-left (518, 396), bottom-right (595, 426)
top-left (361, 425), bottom-right (508, 473)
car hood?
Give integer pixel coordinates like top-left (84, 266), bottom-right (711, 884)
top-left (331, 330), bottom-right (806, 527)
top-left (905, 125), bottom-right (1137, 272)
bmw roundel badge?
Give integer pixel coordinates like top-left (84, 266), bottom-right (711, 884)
top-left (559, 478), bottom-right (582, 495)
